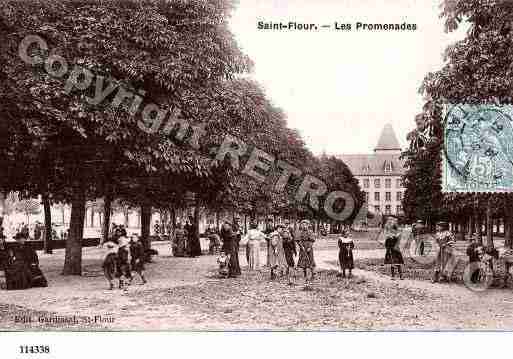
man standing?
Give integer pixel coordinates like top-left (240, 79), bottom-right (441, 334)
top-left (432, 221), bottom-right (456, 283)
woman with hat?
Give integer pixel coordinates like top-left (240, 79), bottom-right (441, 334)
top-left (433, 221), bottom-right (455, 283)
top-left (296, 219), bottom-right (316, 285)
top-left (384, 217), bottom-right (404, 280)
top-left (5, 232), bottom-right (47, 290)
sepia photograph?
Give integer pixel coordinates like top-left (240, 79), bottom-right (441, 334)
top-left (1, 0), bottom-right (513, 341)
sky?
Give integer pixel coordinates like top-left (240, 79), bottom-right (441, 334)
top-left (229, 0), bottom-right (467, 155)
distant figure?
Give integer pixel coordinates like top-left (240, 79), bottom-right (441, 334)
top-left (242, 222), bottom-right (265, 271)
top-left (295, 219), bottom-right (316, 286)
top-left (280, 221), bottom-right (297, 284)
top-left (116, 236), bottom-right (132, 290)
top-left (172, 223), bottom-right (187, 257)
top-left (432, 221), bottom-right (455, 283)
top-left (220, 221), bottom-right (240, 278)
top-left (217, 252), bottom-right (229, 278)
top-left (413, 220), bottom-right (426, 255)
top-left (185, 216), bottom-right (201, 257)
top-left (384, 217), bottom-right (404, 280)
top-left (102, 241), bottom-right (118, 290)
top-left (129, 235), bottom-right (147, 285)
top-left (154, 220), bottom-right (161, 239)
top-left (33, 222), bottom-right (42, 241)
top-left (338, 229), bottom-right (354, 278)
top-left (466, 234), bottom-right (481, 284)
top-left (4, 232), bottom-right (47, 290)
top-left (268, 226), bottom-right (287, 280)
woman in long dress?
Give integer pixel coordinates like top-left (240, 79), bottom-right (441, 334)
top-left (242, 222), bottom-right (265, 270)
top-left (338, 229), bottom-right (354, 278)
top-left (5, 232), bottom-right (47, 290)
top-left (384, 217), bottom-right (404, 280)
top-left (268, 226), bottom-right (287, 279)
top-left (172, 223), bottom-right (187, 257)
top-left (295, 219), bottom-right (316, 285)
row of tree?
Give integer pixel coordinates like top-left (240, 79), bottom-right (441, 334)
top-left (402, 0), bottom-right (513, 248)
top-left (0, 0), bottom-right (363, 275)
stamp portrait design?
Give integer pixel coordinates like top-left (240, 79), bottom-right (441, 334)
top-left (443, 104), bottom-right (513, 192)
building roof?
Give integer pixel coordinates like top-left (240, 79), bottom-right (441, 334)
top-left (338, 124), bottom-right (405, 176)
top-left (374, 123), bottom-right (401, 152)
top-left (338, 153), bottom-right (405, 176)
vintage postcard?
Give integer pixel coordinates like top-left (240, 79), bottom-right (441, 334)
top-left (1, 0), bottom-right (513, 343)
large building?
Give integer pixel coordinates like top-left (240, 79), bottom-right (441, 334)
top-left (339, 124), bottom-right (405, 216)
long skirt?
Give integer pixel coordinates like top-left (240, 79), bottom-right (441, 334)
top-left (247, 240), bottom-right (261, 270)
top-left (339, 250), bottom-right (354, 269)
top-left (5, 261), bottom-right (32, 290)
top-left (385, 248), bottom-right (404, 265)
top-left (229, 243), bottom-right (241, 277)
top-left (269, 243), bottom-right (287, 270)
top-left (283, 245), bottom-right (296, 268)
top-left (297, 247), bottom-right (315, 269)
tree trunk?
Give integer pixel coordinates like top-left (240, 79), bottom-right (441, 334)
top-left (102, 193), bottom-right (113, 244)
top-left (141, 204), bottom-right (152, 262)
top-left (124, 207), bottom-right (129, 228)
top-left (486, 200), bottom-right (493, 247)
top-left (193, 204), bottom-right (201, 254)
top-left (42, 192), bottom-right (52, 254)
top-left (62, 187), bottom-right (86, 275)
top-left (505, 215), bottom-right (512, 249)
top-left (90, 208), bottom-right (94, 228)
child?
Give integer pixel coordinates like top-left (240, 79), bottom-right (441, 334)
top-left (217, 252), bottom-right (229, 278)
top-left (116, 236), bottom-right (132, 290)
top-left (102, 241), bottom-right (118, 290)
top-left (337, 229), bottom-right (354, 278)
top-left (268, 228), bottom-right (287, 280)
top-left (129, 234), bottom-right (147, 285)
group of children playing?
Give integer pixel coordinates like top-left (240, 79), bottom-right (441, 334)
top-left (102, 227), bottom-right (147, 290)
top-left (217, 220), bottom-right (356, 283)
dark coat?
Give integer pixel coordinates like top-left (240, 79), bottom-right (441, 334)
top-left (338, 239), bottom-right (354, 269)
top-left (281, 228), bottom-right (296, 267)
top-left (384, 235), bottom-right (404, 265)
top-left (296, 229), bottom-right (315, 269)
top-left (220, 225), bottom-right (240, 276)
top-left (5, 243), bottom-right (46, 289)
top-left (130, 241), bottom-right (145, 272)
top-left (466, 243), bottom-right (480, 263)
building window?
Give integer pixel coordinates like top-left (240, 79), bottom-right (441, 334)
top-left (396, 192), bottom-right (402, 201)
top-left (385, 205), bottom-right (391, 215)
top-left (385, 178), bottom-right (391, 188)
top-left (363, 179), bottom-right (370, 188)
top-left (364, 192), bottom-right (369, 202)
top-left (374, 205), bottom-right (380, 213)
top-left (385, 192), bottom-right (391, 201)
top-left (374, 192), bottom-right (380, 201)
top-left (396, 178), bottom-right (402, 188)
top-left (374, 179), bottom-right (381, 188)
top-left (384, 161), bottom-right (393, 173)
top-left (396, 205), bottom-right (403, 214)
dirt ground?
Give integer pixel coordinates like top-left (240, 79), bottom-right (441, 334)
top-left (1, 232), bottom-right (513, 331)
